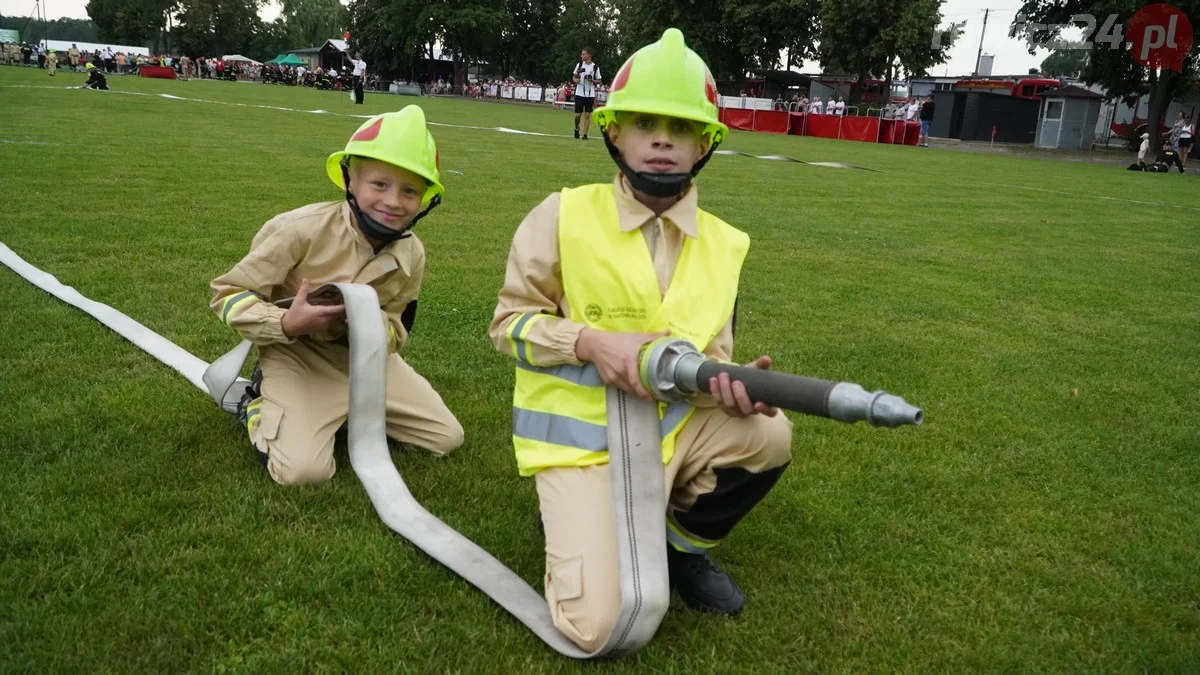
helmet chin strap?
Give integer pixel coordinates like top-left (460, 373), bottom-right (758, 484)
top-left (601, 128), bottom-right (720, 198)
top-left (340, 158), bottom-right (441, 245)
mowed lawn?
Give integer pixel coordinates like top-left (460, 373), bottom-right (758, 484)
top-left (1, 66), bottom-right (1198, 673)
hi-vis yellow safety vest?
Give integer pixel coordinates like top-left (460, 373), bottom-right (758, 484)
top-left (507, 183), bottom-right (750, 476)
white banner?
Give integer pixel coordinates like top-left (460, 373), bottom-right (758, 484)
top-left (501, 86), bottom-right (513, 99)
top-left (545, 88), bottom-right (557, 102)
top-left (527, 87), bottom-right (542, 102)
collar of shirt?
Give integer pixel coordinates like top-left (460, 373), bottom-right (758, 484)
top-left (612, 174), bottom-right (699, 239)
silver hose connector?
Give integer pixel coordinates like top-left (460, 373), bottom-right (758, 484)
top-left (639, 338), bottom-right (706, 402)
top-left (827, 383), bottom-right (924, 427)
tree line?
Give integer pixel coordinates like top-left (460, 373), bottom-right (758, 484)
top-left (76, 0), bottom-right (961, 97)
top-left (27, 0), bottom-right (1193, 123)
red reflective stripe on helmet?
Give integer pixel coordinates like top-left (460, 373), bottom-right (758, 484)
top-left (351, 117), bottom-right (384, 142)
top-left (704, 72), bottom-right (717, 105)
top-left (612, 56), bottom-right (635, 92)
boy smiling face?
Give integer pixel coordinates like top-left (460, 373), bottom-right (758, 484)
top-left (346, 157), bottom-right (426, 231)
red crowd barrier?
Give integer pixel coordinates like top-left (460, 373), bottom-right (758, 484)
top-left (139, 65), bottom-right (176, 80)
top-left (804, 114), bottom-right (840, 139)
top-left (723, 108), bottom-right (755, 131)
top-left (751, 110), bottom-right (789, 134)
top-left (724, 107), bottom-right (919, 146)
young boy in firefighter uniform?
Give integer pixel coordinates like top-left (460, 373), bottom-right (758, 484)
top-left (490, 28), bottom-right (793, 651)
top-left (210, 106), bottom-right (464, 485)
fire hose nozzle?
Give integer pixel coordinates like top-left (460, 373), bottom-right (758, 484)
top-left (639, 337), bottom-right (923, 427)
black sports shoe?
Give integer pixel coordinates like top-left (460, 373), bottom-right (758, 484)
top-left (574, 128), bottom-right (580, 139)
top-left (667, 546), bottom-right (745, 615)
top-left (581, 134), bottom-right (588, 141)
top-left (235, 365), bottom-right (263, 427)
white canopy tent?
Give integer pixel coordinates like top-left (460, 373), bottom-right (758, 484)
top-left (222, 54), bottom-right (262, 65)
top-left (39, 39), bottom-right (149, 56)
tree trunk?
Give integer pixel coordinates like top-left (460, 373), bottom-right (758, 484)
top-left (1146, 68), bottom-right (1174, 149)
top-left (850, 71), bottom-right (867, 107)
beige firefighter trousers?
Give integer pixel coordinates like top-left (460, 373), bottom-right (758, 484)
top-left (246, 338), bottom-right (463, 485)
top-left (535, 407), bottom-right (793, 651)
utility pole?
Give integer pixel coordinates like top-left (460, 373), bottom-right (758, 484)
top-left (974, 8), bottom-right (989, 76)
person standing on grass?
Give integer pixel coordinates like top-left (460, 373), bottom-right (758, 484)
top-left (352, 53), bottom-right (367, 105)
top-left (490, 28), bottom-right (792, 651)
top-left (572, 48), bottom-right (602, 140)
top-left (46, 49), bottom-right (57, 76)
top-left (1178, 116), bottom-right (1193, 168)
top-left (209, 107), bottom-right (463, 485)
top-left (918, 93), bottom-right (935, 147)
top-left (1137, 132), bottom-right (1151, 168)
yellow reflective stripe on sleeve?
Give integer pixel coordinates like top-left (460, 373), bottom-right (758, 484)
top-left (244, 400), bottom-right (263, 432)
top-left (505, 312), bottom-right (545, 365)
top-left (221, 290), bottom-right (262, 325)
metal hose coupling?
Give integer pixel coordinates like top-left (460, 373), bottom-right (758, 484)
top-left (638, 337), bottom-right (923, 427)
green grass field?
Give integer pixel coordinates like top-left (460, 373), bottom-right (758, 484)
top-left (2, 66), bottom-right (1199, 673)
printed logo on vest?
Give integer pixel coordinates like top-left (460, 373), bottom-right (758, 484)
top-left (585, 303), bottom-right (603, 322)
top-left (607, 306), bottom-right (647, 320)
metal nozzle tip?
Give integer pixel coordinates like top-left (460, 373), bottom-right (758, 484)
top-left (872, 394), bottom-right (924, 427)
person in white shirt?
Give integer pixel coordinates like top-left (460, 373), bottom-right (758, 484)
top-left (1178, 116), bottom-right (1193, 167)
top-left (834, 97), bottom-right (845, 115)
top-left (905, 98), bottom-right (919, 122)
top-left (296, 65), bottom-right (306, 84)
top-left (810, 97), bottom-right (823, 114)
top-left (571, 47), bottom-right (601, 140)
top-left (351, 53), bottom-right (367, 104)
top-left (1136, 132), bottom-right (1151, 167)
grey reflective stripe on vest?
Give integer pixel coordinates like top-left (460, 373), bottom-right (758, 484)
top-left (513, 399), bottom-right (693, 452)
top-left (513, 407), bottom-right (608, 451)
top-left (516, 360), bottom-right (604, 387)
top-left (0, 245), bottom-right (671, 661)
top-left (660, 401), bottom-right (691, 438)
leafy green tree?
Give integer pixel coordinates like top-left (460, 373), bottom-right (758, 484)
top-left (820, 0), bottom-right (960, 105)
top-left (280, 0), bottom-right (349, 48)
top-left (1039, 48), bottom-right (1090, 78)
top-left (0, 15), bottom-right (100, 43)
top-left (86, 0), bottom-right (165, 45)
top-left (613, 0), bottom-right (817, 85)
top-left (173, 0), bottom-right (265, 57)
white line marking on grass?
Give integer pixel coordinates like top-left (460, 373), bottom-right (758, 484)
top-left (958, 182), bottom-right (1200, 213)
top-left (1, 84), bottom-right (874, 167)
top-left (0, 84), bottom-right (573, 138)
